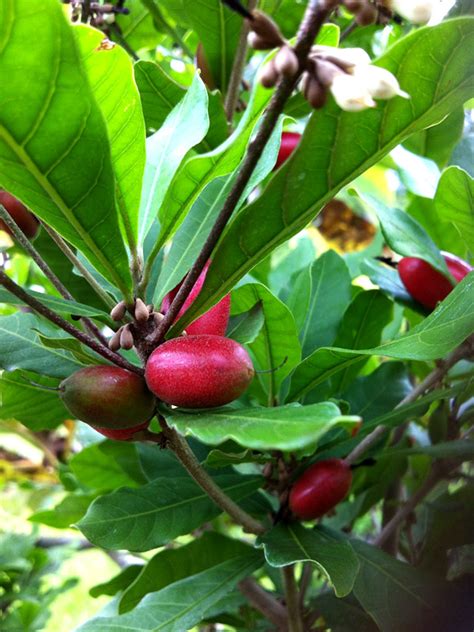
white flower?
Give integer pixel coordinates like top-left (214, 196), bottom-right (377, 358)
top-left (352, 65), bottom-right (409, 100)
top-left (312, 45), bottom-right (371, 67)
top-left (391, 0), bottom-right (434, 24)
top-left (330, 74), bottom-right (375, 112)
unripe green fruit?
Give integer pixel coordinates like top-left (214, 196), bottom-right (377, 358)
top-left (59, 366), bottom-right (155, 430)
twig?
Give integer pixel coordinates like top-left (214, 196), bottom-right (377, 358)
top-left (282, 565), bottom-right (304, 632)
top-left (238, 577), bottom-right (287, 629)
top-left (161, 420), bottom-right (266, 535)
top-left (299, 562), bottom-right (313, 608)
top-left (147, 0), bottom-right (331, 351)
top-left (139, 0), bottom-right (193, 58)
top-left (41, 223), bottom-right (118, 311)
top-left (380, 478), bottom-right (403, 556)
top-left (0, 205), bottom-right (108, 345)
top-left (345, 336), bottom-right (474, 466)
top-left (5, 421), bottom-right (59, 468)
top-left (0, 270), bottom-right (143, 375)
top-left (224, 0), bottom-right (258, 123)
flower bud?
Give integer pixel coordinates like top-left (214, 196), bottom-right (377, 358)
top-left (251, 11), bottom-right (285, 48)
top-left (315, 59), bottom-right (344, 87)
top-left (390, 0), bottom-right (434, 24)
top-left (120, 325), bottom-right (134, 350)
top-left (352, 64), bottom-right (409, 99)
top-left (134, 298), bottom-right (149, 323)
top-left (303, 76), bottom-right (327, 109)
top-left (259, 59), bottom-right (279, 88)
top-left (313, 45), bottom-right (371, 68)
top-left (153, 312), bottom-right (165, 326)
top-left (330, 74), bottom-right (376, 111)
top-left (356, 3), bottom-right (378, 25)
top-left (274, 45), bottom-right (299, 78)
top-left (110, 300), bottom-right (126, 322)
top-left (248, 32), bottom-right (274, 50)
top-left (343, 0), bottom-right (364, 12)
top-left (108, 328), bottom-right (122, 352)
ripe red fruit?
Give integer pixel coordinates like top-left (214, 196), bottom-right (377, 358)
top-left (0, 190), bottom-right (40, 240)
top-left (161, 262), bottom-right (230, 336)
top-left (92, 420), bottom-right (150, 441)
top-left (275, 131), bottom-right (301, 169)
top-left (145, 335), bottom-right (254, 408)
top-left (59, 366), bottom-right (155, 430)
top-left (289, 458), bottom-right (352, 520)
top-left (398, 252), bottom-right (472, 311)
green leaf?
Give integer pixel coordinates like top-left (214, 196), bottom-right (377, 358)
top-left (352, 539), bottom-right (455, 632)
top-left (30, 493), bottom-right (96, 528)
top-left (383, 439), bottom-right (474, 461)
top-left (139, 72), bottom-right (209, 243)
top-left (288, 273), bottom-right (474, 401)
top-left (260, 524), bottom-right (359, 598)
top-left (78, 552), bottom-right (261, 632)
top-left (0, 313), bottom-right (82, 378)
top-left (403, 108), bottom-right (465, 167)
top-left (361, 259), bottom-right (419, 309)
top-left (362, 195), bottom-right (450, 278)
top-left (135, 60), bottom-right (186, 135)
top-left (309, 592), bottom-right (378, 632)
top-left (434, 166), bottom-right (474, 253)
top-left (330, 290), bottom-right (394, 396)
top-left (35, 332), bottom-right (102, 366)
top-left (119, 532), bottom-right (258, 613)
top-left (90, 565), bottom-right (143, 599)
top-left (74, 25), bottom-right (146, 253)
top-left (0, 370), bottom-right (69, 430)
top-left (0, 0), bottom-right (132, 296)
top-left (227, 301), bottom-right (265, 345)
top-left (78, 475), bottom-right (261, 551)
top-left (115, 0), bottom-right (157, 50)
top-left (296, 251), bottom-right (352, 358)
top-left (230, 283), bottom-right (301, 401)
top-left (173, 18), bottom-right (474, 332)
top-left (166, 402), bottom-right (359, 452)
top-left (204, 447), bottom-right (268, 468)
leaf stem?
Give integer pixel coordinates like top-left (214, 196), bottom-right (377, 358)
top-left (0, 205), bottom-right (107, 345)
top-left (282, 565), bottom-right (304, 632)
top-left (161, 420), bottom-right (266, 535)
top-left (238, 577), bottom-right (287, 629)
top-left (224, 0), bottom-right (258, 123)
top-left (0, 270), bottom-right (143, 375)
top-left (147, 0), bottom-right (331, 351)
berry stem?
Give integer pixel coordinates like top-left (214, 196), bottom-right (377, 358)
top-left (238, 577), bottom-right (287, 629)
top-left (0, 270), bottom-right (144, 375)
top-left (161, 419), bottom-right (266, 535)
top-left (148, 0), bottom-right (332, 351)
top-left (281, 565), bottom-right (304, 632)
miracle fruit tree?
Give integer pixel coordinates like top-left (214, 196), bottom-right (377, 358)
top-left (0, 1), bottom-right (473, 631)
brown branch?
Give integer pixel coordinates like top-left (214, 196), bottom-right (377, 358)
top-left (147, 0), bottom-right (331, 352)
top-left (238, 577), bottom-right (287, 629)
top-left (282, 565), bottom-right (304, 632)
top-left (0, 270), bottom-right (143, 375)
top-left (224, 0), bottom-right (258, 123)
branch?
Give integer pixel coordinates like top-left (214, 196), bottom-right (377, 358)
top-left (224, 0), bottom-right (258, 123)
top-left (147, 0), bottom-right (331, 351)
top-left (161, 421), bottom-right (266, 535)
top-left (282, 565), bottom-right (304, 632)
top-left (0, 270), bottom-right (143, 375)
top-left (345, 335), bottom-right (474, 466)
top-left (238, 577), bottom-right (287, 629)
top-left (0, 205), bottom-right (108, 345)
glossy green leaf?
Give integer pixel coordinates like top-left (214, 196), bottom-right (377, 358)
top-left (204, 447), bottom-right (268, 469)
top-left (0, 370), bottom-right (69, 430)
top-left (30, 493), bottom-right (96, 528)
top-left (173, 18), bottom-right (474, 332)
top-left (0, 0), bottom-right (132, 295)
top-left (35, 333), bottom-right (103, 366)
top-left (139, 73), bottom-right (209, 242)
top-left (309, 592), bottom-right (378, 632)
top-left (74, 25), bottom-right (146, 253)
top-left (227, 301), bottom-right (265, 345)
top-left (0, 313), bottom-right (82, 378)
top-left (230, 283), bottom-right (301, 401)
top-left (403, 108), bottom-right (464, 167)
top-left (288, 273), bottom-right (474, 401)
top-left (260, 524), bottom-right (359, 598)
top-left (434, 166), bottom-right (474, 253)
top-left (362, 196), bottom-right (450, 278)
top-left (120, 532), bottom-right (257, 613)
top-left (166, 402), bottom-right (359, 452)
top-left (78, 552), bottom-right (261, 632)
top-left (90, 566), bottom-right (143, 599)
top-left (115, 0), bottom-right (157, 50)
top-left (78, 475), bottom-right (261, 550)
top-left (361, 259), bottom-right (419, 309)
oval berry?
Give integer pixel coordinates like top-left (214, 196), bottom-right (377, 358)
top-left (145, 335), bottom-right (254, 408)
top-left (0, 190), bottom-right (40, 240)
top-left (161, 262), bottom-right (230, 336)
top-left (60, 366), bottom-right (155, 430)
top-left (289, 458), bottom-right (352, 520)
top-left (399, 251), bottom-right (472, 311)
top-left (92, 420), bottom-right (150, 441)
top-left (274, 132), bottom-right (301, 169)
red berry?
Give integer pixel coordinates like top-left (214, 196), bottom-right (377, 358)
top-left (275, 132), bottom-right (301, 169)
top-left (161, 262), bottom-right (230, 336)
top-left (59, 366), bottom-right (155, 430)
top-left (289, 458), bottom-right (352, 520)
top-left (145, 335), bottom-right (254, 408)
top-left (0, 190), bottom-right (40, 240)
top-left (398, 251), bottom-right (472, 311)
top-left (92, 420), bottom-right (150, 441)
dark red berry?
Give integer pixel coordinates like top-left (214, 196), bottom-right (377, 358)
top-left (289, 458), bottom-right (352, 520)
top-left (92, 420), bottom-right (150, 441)
top-left (275, 132), bottom-right (301, 169)
top-left (0, 190), bottom-right (40, 240)
top-left (145, 335), bottom-right (254, 408)
top-left (398, 251), bottom-right (471, 311)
